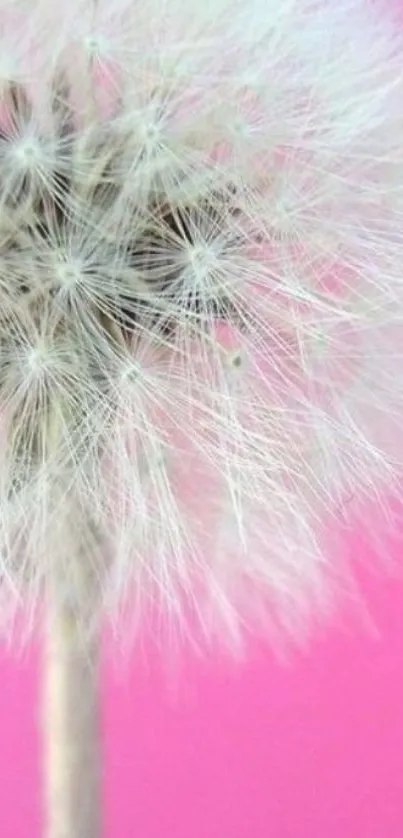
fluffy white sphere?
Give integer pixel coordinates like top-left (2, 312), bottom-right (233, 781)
top-left (0, 0), bottom-right (402, 647)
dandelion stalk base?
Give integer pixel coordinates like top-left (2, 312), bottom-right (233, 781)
top-left (43, 584), bottom-right (100, 838)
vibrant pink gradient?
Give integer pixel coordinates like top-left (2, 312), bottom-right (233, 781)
top-left (105, 566), bottom-right (403, 838)
top-left (1, 537), bottom-right (403, 837)
top-left (1, 6), bottom-right (403, 834)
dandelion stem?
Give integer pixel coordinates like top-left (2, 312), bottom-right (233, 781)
top-left (42, 576), bottom-right (100, 838)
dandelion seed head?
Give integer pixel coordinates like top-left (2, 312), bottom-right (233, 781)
top-left (0, 0), bottom-right (402, 649)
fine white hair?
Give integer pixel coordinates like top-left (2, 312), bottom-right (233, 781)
top-left (0, 0), bottom-right (402, 648)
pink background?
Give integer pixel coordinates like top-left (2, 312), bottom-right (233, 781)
top-left (1, 540), bottom-right (403, 837)
top-left (2, 2), bottom-right (403, 835)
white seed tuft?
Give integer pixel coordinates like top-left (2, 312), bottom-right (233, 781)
top-left (0, 0), bottom-right (402, 649)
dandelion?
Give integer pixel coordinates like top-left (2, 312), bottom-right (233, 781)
top-left (1, 0), bottom-right (403, 835)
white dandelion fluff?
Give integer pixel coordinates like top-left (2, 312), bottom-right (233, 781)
top-left (0, 0), bottom-right (403, 649)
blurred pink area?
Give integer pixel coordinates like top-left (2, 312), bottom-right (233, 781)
top-left (1, 3), bottom-right (403, 836)
top-left (1, 547), bottom-right (403, 837)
